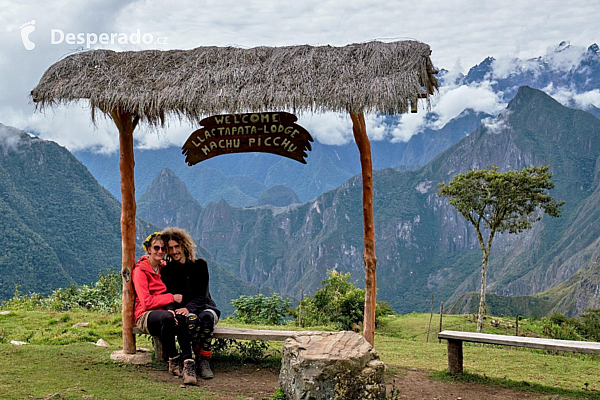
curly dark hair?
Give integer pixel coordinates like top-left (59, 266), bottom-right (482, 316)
top-left (161, 227), bottom-right (196, 262)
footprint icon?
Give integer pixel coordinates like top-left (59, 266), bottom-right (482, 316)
top-left (21, 20), bottom-right (36, 50)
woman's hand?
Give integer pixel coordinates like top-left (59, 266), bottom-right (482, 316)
top-left (173, 294), bottom-right (183, 303)
top-left (175, 307), bottom-right (190, 317)
top-left (168, 309), bottom-right (178, 325)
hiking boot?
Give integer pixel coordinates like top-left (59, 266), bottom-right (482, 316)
top-left (168, 355), bottom-right (182, 376)
top-left (197, 357), bottom-right (214, 379)
top-left (183, 359), bottom-right (197, 385)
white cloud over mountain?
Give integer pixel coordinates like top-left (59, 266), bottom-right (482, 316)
top-left (2, 0), bottom-right (600, 152)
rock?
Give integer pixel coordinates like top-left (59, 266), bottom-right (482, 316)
top-left (10, 340), bottom-right (27, 345)
top-left (279, 331), bottom-right (386, 400)
top-left (0, 311), bottom-right (10, 315)
top-left (72, 322), bottom-right (90, 328)
top-left (95, 339), bottom-right (110, 347)
top-left (110, 349), bottom-right (152, 364)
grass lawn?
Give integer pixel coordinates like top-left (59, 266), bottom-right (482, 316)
top-left (2, 309), bottom-right (600, 399)
top-left (376, 313), bottom-right (600, 399)
top-left (0, 343), bottom-right (217, 400)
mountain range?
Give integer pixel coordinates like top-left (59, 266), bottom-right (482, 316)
top-left (0, 124), bottom-right (258, 314)
top-left (137, 86), bottom-right (600, 317)
top-left (4, 86), bottom-right (599, 317)
top-left (4, 43), bottom-right (600, 318)
top-left (74, 109), bottom-right (491, 208)
top-left (0, 124), bottom-right (124, 298)
top-left (460, 42), bottom-right (600, 114)
top-left (74, 42), bottom-right (600, 210)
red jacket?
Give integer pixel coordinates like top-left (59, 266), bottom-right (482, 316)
top-left (132, 255), bottom-right (174, 321)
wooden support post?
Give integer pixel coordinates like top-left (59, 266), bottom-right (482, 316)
top-left (447, 339), bottom-right (463, 375)
top-left (153, 336), bottom-right (166, 362)
top-left (426, 295), bottom-right (433, 343)
top-left (438, 301), bottom-right (444, 343)
top-left (349, 111), bottom-right (377, 346)
top-left (298, 284), bottom-right (303, 327)
top-left (111, 108), bottom-right (139, 355)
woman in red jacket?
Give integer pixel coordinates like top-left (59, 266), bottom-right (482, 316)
top-left (132, 232), bottom-right (196, 385)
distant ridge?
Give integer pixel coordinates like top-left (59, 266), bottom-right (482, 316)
top-left (0, 123), bottom-right (144, 299)
top-left (134, 87), bottom-right (600, 317)
top-left (0, 126), bottom-right (261, 314)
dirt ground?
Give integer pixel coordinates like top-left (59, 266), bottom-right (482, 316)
top-left (147, 364), bottom-right (555, 400)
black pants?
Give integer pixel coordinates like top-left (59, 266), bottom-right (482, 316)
top-left (147, 310), bottom-right (192, 360)
top-left (188, 310), bottom-right (217, 356)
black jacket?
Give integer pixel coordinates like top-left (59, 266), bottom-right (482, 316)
top-left (161, 258), bottom-right (221, 318)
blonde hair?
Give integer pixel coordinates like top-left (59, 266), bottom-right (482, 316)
top-left (142, 232), bottom-right (163, 253)
top-left (161, 227), bottom-right (196, 262)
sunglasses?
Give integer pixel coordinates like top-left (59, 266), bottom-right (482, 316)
top-left (152, 245), bottom-right (165, 252)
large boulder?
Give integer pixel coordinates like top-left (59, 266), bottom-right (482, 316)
top-left (279, 331), bottom-right (386, 400)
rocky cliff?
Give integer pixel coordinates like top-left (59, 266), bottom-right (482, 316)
top-left (139, 87), bottom-right (600, 316)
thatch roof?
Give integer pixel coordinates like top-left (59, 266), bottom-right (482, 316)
top-left (31, 41), bottom-right (438, 125)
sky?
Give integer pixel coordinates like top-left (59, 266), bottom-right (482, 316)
top-left (1, 0), bottom-right (600, 153)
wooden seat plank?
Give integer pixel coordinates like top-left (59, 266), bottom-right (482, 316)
top-left (437, 330), bottom-right (600, 375)
top-left (133, 326), bottom-right (305, 362)
top-left (438, 330), bottom-right (600, 354)
top-left (213, 327), bottom-right (296, 341)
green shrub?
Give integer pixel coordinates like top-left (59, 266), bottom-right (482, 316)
top-left (1, 285), bottom-right (50, 310)
top-left (1, 270), bottom-right (121, 313)
top-left (230, 293), bottom-right (292, 325)
top-left (212, 338), bottom-right (275, 362)
top-left (575, 308), bottom-right (600, 341)
top-left (542, 322), bottom-right (582, 340)
top-left (541, 313), bottom-right (583, 341)
top-left (296, 270), bottom-right (394, 330)
top-left (548, 312), bottom-right (568, 326)
top-left (376, 301), bottom-right (395, 318)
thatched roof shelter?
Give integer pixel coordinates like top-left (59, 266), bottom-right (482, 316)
top-left (32, 40), bottom-right (438, 352)
top-left (32, 41), bottom-right (437, 123)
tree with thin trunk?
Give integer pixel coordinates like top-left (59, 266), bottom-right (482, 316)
top-left (438, 165), bottom-right (563, 333)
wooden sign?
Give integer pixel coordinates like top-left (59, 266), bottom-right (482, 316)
top-left (183, 112), bottom-right (313, 165)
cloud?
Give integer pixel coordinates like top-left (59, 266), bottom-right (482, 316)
top-left (24, 105), bottom-right (120, 154)
top-left (364, 114), bottom-right (389, 141)
top-left (430, 81), bottom-right (506, 129)
top-left (297, 113), bottom-right (353, 145)
top-left (0, 123), bottom-right (25, 153)
top-left (2, 0), bottom-right (600, 154)
top-left (545, 42), bottom-right (587, 72)
top-left (572, 90), bottom-right (600, 109)
top-left (541, 84), bottom-right (600, 110)
top-left (387, 80), bottom-right (506, 143)
top-left (490, 57), bottom-right (530, 80)
top-left (482, 111), bottom-right (511, 135)
top-left (390, 112), bottom-right (427, 142)
top-left (134, 121), bottom-right (191, 150)
top-left (491, 43), bottom-right (590, 81)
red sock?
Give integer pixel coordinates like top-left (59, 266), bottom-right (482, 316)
top-left (200, 349), bottom-right (212, 359)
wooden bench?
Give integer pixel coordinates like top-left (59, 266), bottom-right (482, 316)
top-left (438, 330), bottom-right (600, 375)
top-left (133, 326), bottom-right (298, 362)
